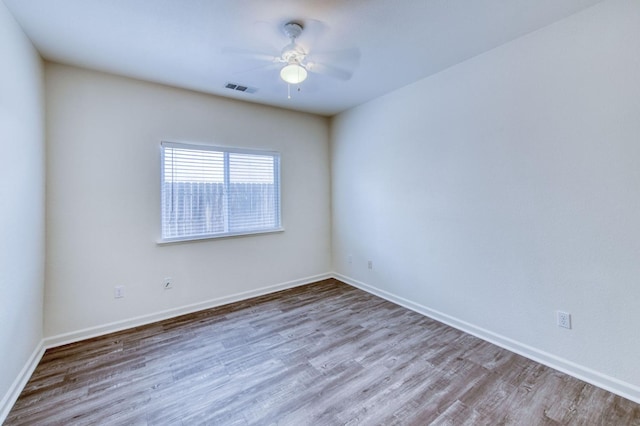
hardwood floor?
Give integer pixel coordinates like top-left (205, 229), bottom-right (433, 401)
top-left (6, 279), bottom-right (640, 425)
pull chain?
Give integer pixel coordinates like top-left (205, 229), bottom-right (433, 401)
top-left (287, 84), bottom-right (301, 99)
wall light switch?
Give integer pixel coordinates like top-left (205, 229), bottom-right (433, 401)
top-left (114, 285), bottom-right (125, 299)
top-left (163, 277), bottom-right (173, 290)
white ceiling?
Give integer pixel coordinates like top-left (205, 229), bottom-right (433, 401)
top-left (4, 0), bottom-right (602, 116)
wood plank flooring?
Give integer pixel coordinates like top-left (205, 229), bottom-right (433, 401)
top-left (5, 279), bottom-right (640, 425)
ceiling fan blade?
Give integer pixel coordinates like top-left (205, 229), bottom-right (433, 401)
top-left (221, 46), bottom-right (281, 63)
top-left (307, 47), bottom-right (361, 67)
top-left (233, 61), bottom-right (282, 76)
top-left (306, 47), bottom-right (361, 81)
top-left (307, 48), bottom-right (360, 72)
top-left (306, 62), bottom-right (353, 81)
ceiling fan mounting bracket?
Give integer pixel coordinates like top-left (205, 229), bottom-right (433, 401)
top-left (283, 21), bottom-right (303, 41)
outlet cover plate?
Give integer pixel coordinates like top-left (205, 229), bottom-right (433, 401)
top-left (557, 311), bottom-right (571, 329)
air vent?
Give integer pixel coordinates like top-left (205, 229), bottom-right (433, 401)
top-left (225, 83), bottom-right (257, 94)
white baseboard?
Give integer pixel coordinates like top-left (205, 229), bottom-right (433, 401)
top-left (333, 272), bottom-right (640, 405)
top-left (44, 272), bottom-right (332, 349)
top-left (9, 271), bottom-right (635, 423)
top-left (0, 340), bottom-right (46, 424)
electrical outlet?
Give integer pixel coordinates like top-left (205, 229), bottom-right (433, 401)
top-left (114, 285), bottom-right (125, 299)
top-left (367, 260), bottom-right (373, 270)
top-left (163, 277), bottom-right (173, 290)
top-left (557, 311), bottom-right (571, 329)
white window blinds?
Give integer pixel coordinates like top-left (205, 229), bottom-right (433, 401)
top-left (161, 142), bottom-right (281, 242)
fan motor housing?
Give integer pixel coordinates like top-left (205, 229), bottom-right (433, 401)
top-left (282, 43), bottom-right (305, 64)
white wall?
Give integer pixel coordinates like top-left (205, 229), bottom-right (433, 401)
top-left (0, 0), bottom-right (45, 413)
top-left (332, 0), bottom-right (640, 401)
top-left (45, 64), bottom-right (331, 339)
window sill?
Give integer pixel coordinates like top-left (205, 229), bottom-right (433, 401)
top-left (157, 228), bottom-right (284, 245)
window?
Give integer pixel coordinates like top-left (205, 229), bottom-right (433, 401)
top-left (161, 141), bottom-right (281, 242)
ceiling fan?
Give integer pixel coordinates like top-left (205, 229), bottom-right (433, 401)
top-left (225, 20), bottom-right (360, 97)
top-left (278, 22), bottom-right (311, 85)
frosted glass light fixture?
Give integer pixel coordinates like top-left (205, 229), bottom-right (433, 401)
top-left (280, 63), bottom-right (308, 84)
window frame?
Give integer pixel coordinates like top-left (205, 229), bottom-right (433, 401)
top-left (159, 141), bottom-right (283, 244)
